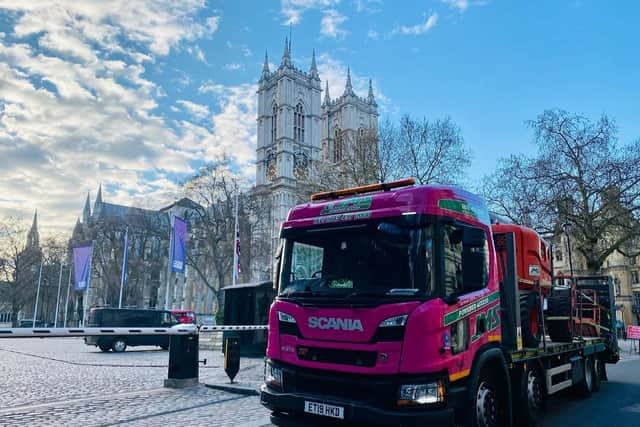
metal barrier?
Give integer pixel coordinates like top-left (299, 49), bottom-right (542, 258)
top-left (0, 325), bottom-right (267, 387)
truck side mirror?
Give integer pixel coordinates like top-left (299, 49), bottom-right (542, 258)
top-left (272, 242), bottom-right (283, 292)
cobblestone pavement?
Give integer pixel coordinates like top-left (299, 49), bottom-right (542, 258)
top-left (0, 338), bottom-right (272, 426)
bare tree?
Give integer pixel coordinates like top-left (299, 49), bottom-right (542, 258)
top-left (183, 161), bottom-right (250, 303)
top-left (482, 109), bottom-right (640, 273)
top-left (397, 115), bottom-right (471, 185)
top-left (0, 217), bottom-right (40, 326)
top-left (377, 118), bottom-right (402, 183)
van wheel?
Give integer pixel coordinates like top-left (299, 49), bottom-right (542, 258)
top-left (112, 338), bottom-right (127, 353)
top-left (471, 370), bottom-right (506, 427)
top-left (575, 356), bottom-right (593, 397)
top-left (99, 345), bottom-right (111, 352)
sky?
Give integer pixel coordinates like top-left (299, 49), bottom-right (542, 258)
top-left (1, 0), bottom-right (639, 238)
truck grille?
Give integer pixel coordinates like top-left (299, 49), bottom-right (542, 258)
top-left (296, 345), bottom-right (377, 367)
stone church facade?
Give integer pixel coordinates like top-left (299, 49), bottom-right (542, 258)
top-left (251, 39), bottom-right (379, 279)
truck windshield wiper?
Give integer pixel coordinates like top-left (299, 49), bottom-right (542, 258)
top-left (280, 290), bottom-right (334, 298)
top-left (345, 290), bottom-right (387, 299)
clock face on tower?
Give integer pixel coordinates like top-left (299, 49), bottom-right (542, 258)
top-left (294, 152), bottom-right (308, 179)
top-left (266, 150), bottom-right (277, 181)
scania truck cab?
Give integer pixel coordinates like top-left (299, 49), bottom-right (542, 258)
top-left (261, 179), bottom-right (618, 427)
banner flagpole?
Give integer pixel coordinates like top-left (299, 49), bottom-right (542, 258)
top-left (118, 226), bottom-right (129, 308)
top-left (232, 190), bottom-right (239, 286)
top-left (54, 261), bottom-right (63, 327)
top-left (82, 245), bottom-right (93, 327)
top-left (63, 266), bottom-right (72, 327)
top-left (165, 215), bottom-right (174, 310)
top-left (32, 260), bottom-right (44, 328)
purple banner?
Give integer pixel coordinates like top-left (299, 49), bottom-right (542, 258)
top-left (73, 244), bottom-right (92, 291)
top-left (171, 216), bottom-right (187, 273)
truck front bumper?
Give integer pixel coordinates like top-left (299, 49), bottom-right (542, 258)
top-left (261, 384), bottom-right (456, 427)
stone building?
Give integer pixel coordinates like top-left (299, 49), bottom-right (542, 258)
top-left (70, 186), bottom-right (218, 318)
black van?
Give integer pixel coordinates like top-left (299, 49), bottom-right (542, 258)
top-left (84, 308), bottom-right (178, 352)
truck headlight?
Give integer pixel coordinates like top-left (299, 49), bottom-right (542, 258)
top-left (265, 361), bottom-right (283, 389)
top-left (397, 381), bottom-right (444, 406)
top-left (378, 314), bottom-right (408, 328)
top-left (278, 311), bottom-right (296, 323)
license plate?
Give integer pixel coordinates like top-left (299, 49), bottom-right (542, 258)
top-left (304, 401), bottom-right (344, 419)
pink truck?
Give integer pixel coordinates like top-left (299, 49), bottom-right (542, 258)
top-left (260, 179), bottom-right (618, 427)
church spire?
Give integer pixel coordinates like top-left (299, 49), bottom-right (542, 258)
top-left (82, 192), bottom-right (91, 224)
top-left (93, 184), bottom-right (103, 218)
top-left (281, 37), bottom-right (291, 67)
top-left (323, 80), bottom-right (331, 105)
top-left (262, 50), bottom-right (270, 79)
top-left (26, 209), bottom-right (39, 248)
top-left (309, 49), bottom-right (319, 80)
top-left (344, 67), bottom-right (354, 95)
top-left (368, 78), bottom-right (376, 105)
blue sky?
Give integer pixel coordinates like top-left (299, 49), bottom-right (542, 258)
top-left (1, 0), bottom-right (638, 236)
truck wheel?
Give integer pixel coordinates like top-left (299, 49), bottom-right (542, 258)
top-left (517, 363), bottom-right (545, 427)
top-left (596, 358), bottom-right (607, 382)
top-left (575, 356), bottom-right (594, 398)
top-left (112, 338), bottom-right (127, 353)
top-left (546, 287), bottom-right (573, 342)
top-left (98, 345), bottom-right (111, 352)
top-left (520, 292), bottom-right (542, 348)
top-left (592, 358), bottom-right (602, 392)
top-left (471, 370), bottom-right (507, 427)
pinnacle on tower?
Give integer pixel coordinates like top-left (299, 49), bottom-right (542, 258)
top-left (309, 49), bottom-right (319, 79)
top-left (82, 192), bottom-right (91, 224)
top-left (344, 67), bottom-right (353, 95)
top-left (323, 80), bottom-right (331, 105)
top-left (368, 78), bottom-right (376, 104)
top-left (93, 184), bottom-right (103, 217)
top-left (281, 37), bottom-right (291, 67)
top-left (262, 50), bottom-right (270, 78)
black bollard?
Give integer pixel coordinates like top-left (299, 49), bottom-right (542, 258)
top-left (224, 333), bottom-right (240, 383)
top-left (164, 333), bottom-right (199, 388)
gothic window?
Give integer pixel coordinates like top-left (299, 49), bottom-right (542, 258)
top-left (333, 128), bottom-right (343, 162)
top-left (294, 103), bottom-right (305, 142)
top-left (294, 151), bottom-right (309, 179)
top-left (266, 149), bottom-right (277, 181)
top-left (271, 104), bottom-right (278, 143)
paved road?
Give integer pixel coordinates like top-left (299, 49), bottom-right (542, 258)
top-left (0, 337), bottom-right (272, 426)
top-left (1, 337), bottom-right (639, 426)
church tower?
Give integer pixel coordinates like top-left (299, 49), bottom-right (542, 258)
top-left (255, 39), bottom-right (322, 261)
top-left (26, 210), bottom-right (39, 249)
top-left (252, 41), bottom-right (378, 279)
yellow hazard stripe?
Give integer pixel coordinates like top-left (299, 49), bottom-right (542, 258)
top-left (449, 369), bottom-right (471, 382)
top-left (488, 334), bottom-right (501, 342)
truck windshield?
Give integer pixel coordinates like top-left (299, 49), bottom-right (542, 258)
top-left (279, 219), bottom-right (434, 301)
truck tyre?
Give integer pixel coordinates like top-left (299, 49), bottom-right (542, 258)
top-left (471, 369), bottom-right (507, 427)
top-left (546, 287), bottom-right (573, 342)
top-left (516, 363), bottom-right (545, 427)
top-left (111, 338), bottom-right (127, 353)
top-left (98, 344), bottom-right (111, 352)
top-left (596, 358), bottom-right (607, 382)
top-left (575, 356), bottom-right (594, 398)
top-left (520, 292), bottom-right (542, 348)
top-left (592, 357), bottom-right (602, 392)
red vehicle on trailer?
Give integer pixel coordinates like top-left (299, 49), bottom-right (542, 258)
top-left (261, 178), bottom-right (619, 427)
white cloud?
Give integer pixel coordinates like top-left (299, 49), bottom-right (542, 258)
top-left (354, 0), bottom-right (382, 14)
top-left (0, 1), bottom-right (227, 236)
top-left (242, 46), bottom-right (253, 57)
top-left (367, 29), bottom-right (379, 40)
top-left (223, 63), bottom-right (244, 71)
top-left (441, 0), bottom-right (487, 13)
top-left (177, 100), bottom-right (210, 120)
top-left (280, 0), bottom-right (341, 25)
top-left (391, 13), bottom-right (438, 36)
top-left (320, 9), bottom-right (348, 38)
top-left (188, 45), bottom-right (207, 63)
